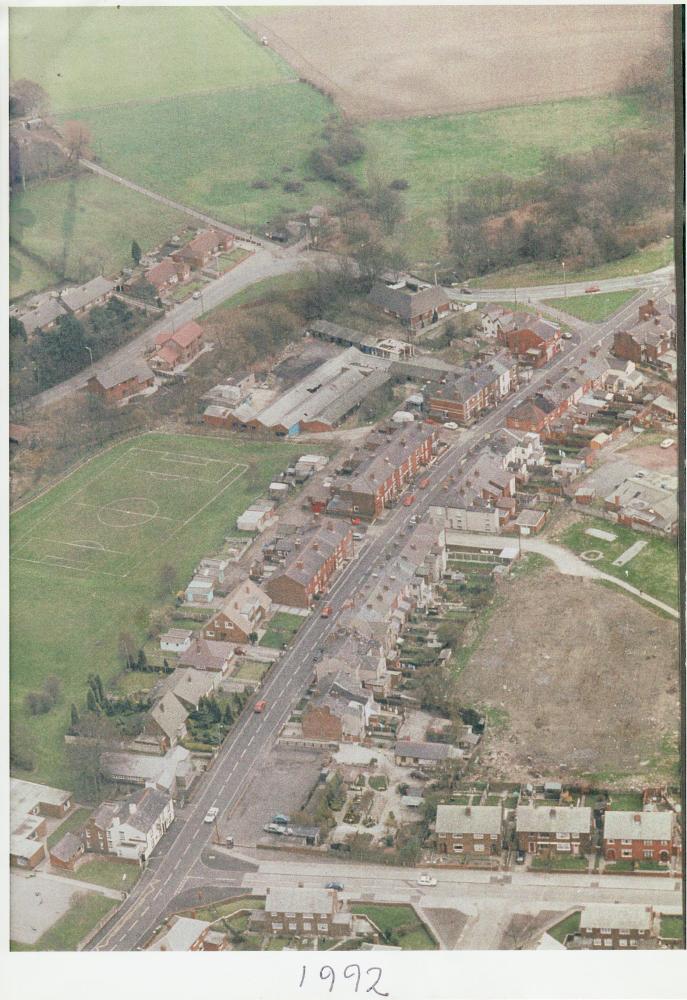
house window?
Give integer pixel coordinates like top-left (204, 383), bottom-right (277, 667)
top-left (621, 849), bottom-right (632, 858)
top-left (619, 940), bottom-right (627, 947)
top-left (303, 922), bottom-right (311, 932)
top-left (600, 928), bottom-right (612, 935)
top-left (558, 832), bottom-right (570, 840)
top-left (318, 923), bottom-right (328, 932)
top-left (621, 839), bottom-right (632, 845)
top-left (603, 940), bottom-right (612, 948)
top-left (643, 850), bottom-right (653, 858)
top-left (473, 833), bottom-right (483, 840)
top-left (452, 844), bottom-right (463, 853)
top-left (557, 843), bottom-right (571, 852)
top-left (288, 922), bottom-right (297, 931)
top-left (273, 923), bottom-right (283, 931)
top-left (593, 938), bottom-right (602, 946)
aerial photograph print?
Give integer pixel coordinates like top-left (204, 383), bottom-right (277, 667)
top-left (6, 0), bottom-right (684, 980)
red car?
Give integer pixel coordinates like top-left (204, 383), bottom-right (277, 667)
top-left (418, 477), bottom-right (430, 490)
top-left (321, 605), bottom-right (333, 618)
top-left (351, 517), bottom-right (361, 525)
top-left (402, 494), bottom-right (416, 507)
top-left (254, 700), bottom-right (267, 714)
top-left (585, 284), bottom-right (601, 293)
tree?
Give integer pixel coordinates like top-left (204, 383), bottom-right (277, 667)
top-left (158, 563), bottom-right (177, 597)
top-left (131, 240), bottom-right (142, 265)
top-left (10, 722), bottom-right (35, 771)
top-left (248, 631), bottom-right (258, 645)
top-left (70, 704), bottom-right (81, 731)
top-left (136, 649), bottom-right (148, 672)
top-left (66, 715), bottom-right (117, 800)
top-left (62, 120), bottom-right (93, 161)
top-left (9, 316), bottom-right (27, 342)
top-left (44, 674), bottom-right (62, 705)
top-left (118, 632), bottom-right (137, 669)
top-left (9, 79), bottom-right (49, 118)
top-left (86, 688), bottom-right (99, 714)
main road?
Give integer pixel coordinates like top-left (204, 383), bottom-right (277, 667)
top-left (90, 286), bottom-right (653, 952)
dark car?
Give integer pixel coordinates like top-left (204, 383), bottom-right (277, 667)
top-left (325, 881), bottom-right (344, 891)
top-left (515, 849), bottom-right (526, 864)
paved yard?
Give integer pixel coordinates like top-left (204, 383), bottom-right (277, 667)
top-left (225, 747), bottom-right (325, 846)
top-left (10, 871), bottom-right (114, 945)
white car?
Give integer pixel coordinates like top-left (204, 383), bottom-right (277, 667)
top-left (192, 291), bottom-right (202, 300)
top-left (204, 806), bottom-right (219, 824)
top-left (561, 331), bottom-right (573, 340)
top-left (660, 438), bottom-right (675, 449)
top-left (417, 874), bottom-right (437, 887)
top-left (443, 422), bottom-right (459, 430)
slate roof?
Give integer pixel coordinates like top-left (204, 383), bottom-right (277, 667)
top-left (49, 831), bottom-right (83, 863)
top-left (580, 904), bottom-right (653, 932)
top-left (19, 297), bottom-right (66, 335)
top-left (266, 886), bottom-right (336, 915)
top-left (395, 740), bottom-right (455, 761)
top-left (436, 804), bottom-right (503, 836)
top-left (603, 810), bottom-right (674, 841)
top-left (149, 916), bottom-right (210, 951)
top-left (150, 691), bottom-right (189, 741)
top-left (516, 805), bottom-right (592, 835)
top-left (368, 282), bottom-right (449, 321)
top-left (60, 276), bottom-right (115, 312)
top-left (90, 359), bottom-right (153, 390)
top-left (268, 519), bottom-right (350, 588)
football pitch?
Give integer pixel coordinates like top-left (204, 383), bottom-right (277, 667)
top-left (11, 446), bottom-right (249, 578)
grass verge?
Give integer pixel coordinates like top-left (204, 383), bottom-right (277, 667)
top-left (543, 289), bottom-right (638, 322)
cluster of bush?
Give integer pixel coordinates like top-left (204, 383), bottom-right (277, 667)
top-left (24, 674), bottom-right (61, 716)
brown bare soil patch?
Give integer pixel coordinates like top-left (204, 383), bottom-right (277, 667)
top-left (248, 5), bottom-right (671, 119)
top-left (456, 567), bottom-right (679, 786)
top-left (620, 444), bottom-right (678, 472)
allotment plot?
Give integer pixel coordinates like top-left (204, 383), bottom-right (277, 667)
top-left (11, 446), bottom-right (247, 578)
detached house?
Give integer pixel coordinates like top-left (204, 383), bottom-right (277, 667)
top-left (60, 276), bottom-right (116, 317)
top-left (515, 805), bottom-right (592, 858)
top-left (265, 519), bottom-right (353, 608)
top-left (435, 804), bottom-right (504, 859)
top-left (368, 278), bottom-right (450, 332)
top-left (603, 810), bottom-right (678, 865)
top-left (145, 257), bottom-right (191, 295)
top-left (173, 229), bottom-right (234, 270)
top-left (83, 786), bottom-right (174, 862)
top-left (86, 360), bottom-right (154, 404)
top-left (138, 690), bottom-right (189, 752)
top-left (151, 320), bottom-right (205, 371)
top-left (394, 740), bottom-right (462, 769)
top-left (204, 579), bottom-right (273, 643)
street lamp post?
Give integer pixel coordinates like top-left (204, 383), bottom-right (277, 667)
top-left (561, 259), bottom-right (567, 298)
top-left (84, 345), bottom-right (94, 367)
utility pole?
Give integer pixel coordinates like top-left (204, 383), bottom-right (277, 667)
top-left (561, 259), bottom-right (567, 298)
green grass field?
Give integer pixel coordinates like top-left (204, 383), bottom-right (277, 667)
top-left (349, 903), bottom-right (436, 950)
top-left (9, 174), bottom-right (191, 301)
top-left (9, 6), bottom-right (291, 113)
top-left (606, 792), bottom-right (645, 811)
top-left (62, 859), bottom-right (141, 892)
top-left (259, 611), bottom-right (304, 648)
top-left (46, 806), bottom-right (92, 848)
top-left (361, 96), bottom-right (646, 262)
top-left (558, 517), bottom-right (678, 610)
top-left (660, 915), bottom-right (684, 940)
top-left (10, 432), bottom-right (302, 787)
top-left (13, 892), bottom-right (117, 951)
top-left (472, 240), bottom-right (674, 289)
top-left (67, 85), bottom-right (337, 231)
top-left (547, 911), bottom-right (581, 944)
top-left (543, 290), bottom-right (638, 323)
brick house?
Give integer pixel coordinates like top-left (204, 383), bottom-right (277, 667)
top-left (506, 396), bottom-right (557, 434)
top-left (578, 905), bottom-right (656, 949)
top-left (10, 779), bottom-right (74, 868)
top-left (515, 805), bottom-right (593, 858)
top-left (152, 320), bottom-right (204, 371)
top-left (60, 276), bottom-right (116, 317)
top-left (86, 360), bottom-right (154, 403)
top-left (301, 673), bottom-right (374, 743)
top-left (265, 519), bottom-right (353, 608)
top-left (328, 424), bottom-right (436, 521)
top-left (145, 257), bottom-right (191, 294)
top-left (428, 354), bottom-right (517, 425)
top-left (48, 831), bottom-right (85, 871)
top-left (301, 705), bottom-right (344, 742)
top-left (255, 887), bottom-right (353, 939)
top-left (613, 321), bottom-right (672, 365)
top-left (139, 690), bottom-right (189, 751)
top-left (83, 786), bottom-right (174, 862)
top-left (499, 316), bottom-right (561, 367)
top-left (173, 229), bottom-right (234, 270)
top-left (435, 804), bottom-right (504, 858)
top-left (368, 279), bottom-right (450, 332)
top-left (204, 579), bottom-right (273, 642)
top-left (603, 810), bottom-right (678, 864)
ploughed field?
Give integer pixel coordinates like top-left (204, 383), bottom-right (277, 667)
top-left (244, 4), bottom-right (671, 119)
top-left (455, 567), bottom-right (679, 786)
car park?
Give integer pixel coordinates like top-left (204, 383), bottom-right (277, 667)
top-left (204, 806), bottom-right (219, 824)
top-left (417, 874), bottom-right (438, 887)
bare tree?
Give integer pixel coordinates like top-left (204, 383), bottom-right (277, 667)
top-left (62, 120), bottom-right (93, 161)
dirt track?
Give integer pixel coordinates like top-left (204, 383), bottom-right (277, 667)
top-left (455, 567), bottom-right (679, 786)
top-left (248, 5), bottom-right (671, 119)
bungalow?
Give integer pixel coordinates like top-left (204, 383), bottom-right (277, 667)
top-left (173, 229), bottom-right (234, 270)
top-left (86, 360), bottom-right (154, 404)
top-left (145, 257), bottom-right (191, 295)
top-left (204, 579), bottom-right (272, 643)
top-left (60, 276), bottom-right (116, 317)
top-left (101, 745), bottom-right (198, 800)
top-left (18, 296), bottom-right (67, 337)
top-left (578, 904), bottom-right (656, 949)
top-left (178, 637), bottom-right (234, 673)
top-left (515, 805), bottom-right (593, 858)
top-left (159, 628), bottom-right (193, 654)
top-left (603, 810), bottom-right (678, 865)
top-left (394, 740), bottom-right (462, 769)
top-left (368, 278), bottom-right (450, 333)
top-left (435, 804), bottom-right (504, 858)
top-left (83, 786), bottom-right (174, 862)
top-left (151, 320), bottom-right (204, 371)
top-left (149, 916), bottom-right (228, 951)
top-left (170, 667), bottom-right (220, 711)
top-left (265, 519), bottom-right (353, 608)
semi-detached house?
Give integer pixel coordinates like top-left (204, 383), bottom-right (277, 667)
top-left (204, 579), bottom-right (273, 642)
top-left (264, 519), bottom-right (353, 608)
top-left (603, 810), bottom-right (678, 864)
top-left (435, 804), bottom-right (504, 859)
top-left (515, 805), bottom-right (592, 858)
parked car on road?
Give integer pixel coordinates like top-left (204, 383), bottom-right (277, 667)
top-left (402, 494), bottom-right (416, 507)
top-left (321, 605), bottom-right (333, 618)
top-left (444, 421), bottom-right (459, 430)
top-left (515, 849), bottom-right (526, 864)
top-left (585, 284), bottom-right (601, 293)
top-left (254, 700), bottom-right (267, 714)
top-left (660, 438), bottom-right (675, 449)
top-left (325, 881), bottom-right (344, 891)
top-left (418, 477), bottom-right (430, 489)
top-left (204, 807), bottom-right (219, 824)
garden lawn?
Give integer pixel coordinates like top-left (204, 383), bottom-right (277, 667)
top-left (234, 660), bottom-right (269, 682)
top-left (46, 806), bottom-right (92, 848)
top-left (559, 517), bottom-right (678, 610)
top-left (26, 892), bottom-right (117, 951)
top-left (472, 239), bottom-right (674, 289)
top-left (607, 792), bottom-right (645, 811)
top-left (531, 856), bottom-right (588, 871)
top-left (10, 432), bottom-right (302, 788)
top-left (64, 859), bottom-right (141, 892)
top-left (10, 173), bottom-right (190, 302)
top-left (350, 904), bottom-right (436, 949)
top-left (548, 911), bottom-right (581, 944)
top-left (361, 96), bottom-right (647, 263)
top-left (259, 612), bottom-right (304, 648)
top-left (67, 85), bottom-right (337, 231)
top-left (194, 897), bottom-right (265, 922)
top-left (543, 290), bottom-right (637, 322)
top-left (9, 6), bottom-right (290, 113)
top-left (660, 915), bottom-right (684, 939)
